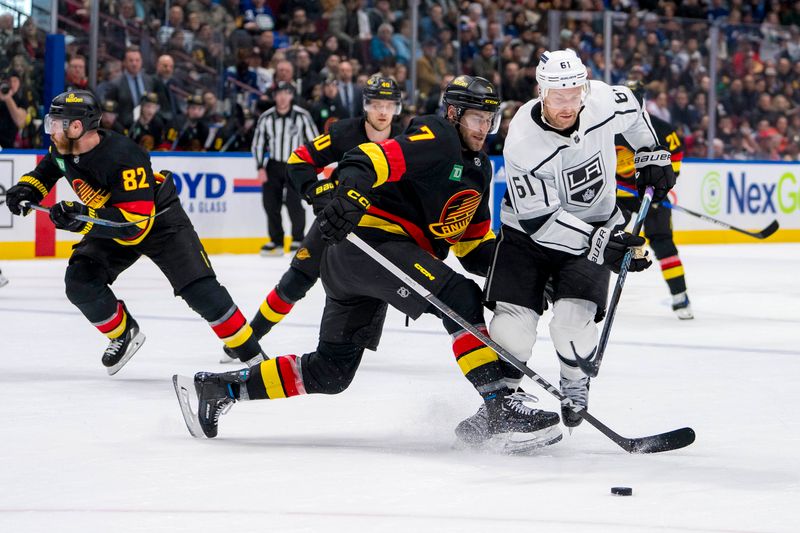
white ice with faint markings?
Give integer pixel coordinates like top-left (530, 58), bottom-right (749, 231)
top-left (1, 243), bottom-right (798, 532)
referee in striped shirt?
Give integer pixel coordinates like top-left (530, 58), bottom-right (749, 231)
top-left (252, 82), bottom-right (319, 255)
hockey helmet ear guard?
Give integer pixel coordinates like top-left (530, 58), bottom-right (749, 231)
top-left (363, 75), bottom-right (403, 116)
top-left (536, 49), bottom-right (590, 105)
top-left (442, 75), bottom-right (502, 134)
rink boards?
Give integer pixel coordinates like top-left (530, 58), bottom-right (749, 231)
top-left (1, 150), bottom-right (798, 259)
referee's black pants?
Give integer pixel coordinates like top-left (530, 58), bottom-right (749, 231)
top-left (262, 160), bottom-right (306, 245)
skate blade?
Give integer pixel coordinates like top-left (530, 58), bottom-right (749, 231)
top-left (172, 374), bottom-right (205, 438)
top-left (487, 425), bottom-right (563, 455)
top-left (106, 332), bottom-right (146, 376)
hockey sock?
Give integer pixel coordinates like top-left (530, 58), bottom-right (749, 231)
top-left (244, 355), bottom-right (306, 400)
top-left (659, 255), bottom-right (687, 295)
top-left (250, 286), bottom-right (294, 339)
top-left (451, 327), bottom-right (506, 398)
top-left (209, 304), bottom-right (262, 361)
top-left (93, 300), bottom-right (131, 339)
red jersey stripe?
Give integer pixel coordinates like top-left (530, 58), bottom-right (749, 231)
top-left (277, 356), bottom-right (299, 397)
top-left (211, 309), bottom-right (247, 338)
top-left (378, 139), bottom-right (406, 182)
top-left (367, 206), bottom-right (435, 255)
top-left (113, 200), bottom-right (155, 215)
top-left (267, 290), bottom-right (294, 315)
top-left (461, 219), bottom-right (491, 240)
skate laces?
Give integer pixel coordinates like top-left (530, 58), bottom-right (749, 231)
top-left (561, 377), bottom-right (589, 407)
top-left (505, 391), bottom-right (542, 415)
top-left (104, 337), bottom-right (124, 355)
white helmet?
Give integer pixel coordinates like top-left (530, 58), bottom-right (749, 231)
top-left (536, 49), bottom-right (588, 95)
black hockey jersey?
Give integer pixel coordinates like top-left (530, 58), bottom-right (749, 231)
top-left (287, 116), bottom-right (404, 196)
top-left (616, 114), bottom-right (683, 197)
top-left (19, 130), bottom-right (178, 245)
top-left (336, 115), bottom-right (495, 270)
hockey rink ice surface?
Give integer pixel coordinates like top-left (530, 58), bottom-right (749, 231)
top-left (1, 243), bottom-right (798, 533)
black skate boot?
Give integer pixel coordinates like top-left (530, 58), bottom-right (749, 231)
top-left (173, 369), bottom-right (250, 438)
top-left (219, 346), bottom-right (266, 366)
top-left (459, 391), bottom-right (561, 453)
top-left (560, 375), bottom-right (590, 428)
top-left (102, 315), bottom-right (146, 376)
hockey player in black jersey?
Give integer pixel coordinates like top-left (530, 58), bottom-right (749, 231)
top-left (616, 80), bottom-right (692, 319)
top-left (4, 90), bottom-right (266, 374)
top-left (220, 75), bottom-right (404, 364)
top-left (175, 76), bottom-right (562, 451)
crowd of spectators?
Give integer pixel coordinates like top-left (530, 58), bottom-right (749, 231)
top-left (2, 0), bottom-right (800, 160)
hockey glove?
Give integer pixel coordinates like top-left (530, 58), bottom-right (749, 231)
top-left (586, 226), bottom-right (651, 273)
top-left (5, 182), bottom-right (43, 216)
top-left (49, 201), bottom-right (89, 233)
top-left (317, 188), bottom-right (371, 244)
top-left (305, 180), bottom-right (336, 216)
top-left (634, 145), bottom-right (675, 203)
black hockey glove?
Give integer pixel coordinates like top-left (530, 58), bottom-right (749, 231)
top-left (50, 201), bottom-right (89, 233)
top-left (317, 188), bottom-right (371, 244)
top-left (586, 226), bottom-right (651, 273)
top-left (305, 180), bottom-right (336, 216)
top-left (5, 182), bottom-right (42, 216)
top-left (634, 145), bottom-right (675, 203)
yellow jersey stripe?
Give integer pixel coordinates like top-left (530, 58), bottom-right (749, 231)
top-left (358, 214), bottom-right (408, 236)
top-left (663, 266), bottom-right (685, 280)
top-left (358, 143), bottom-right (389, 187)
top-left (451, 230), bottom-right (495, 258)
top-left (105, 313), bottom-right (128, 339)
top-left (113, 206), bottom-right (155, 246)
top-left (19, 175), bottom-right (49, 197)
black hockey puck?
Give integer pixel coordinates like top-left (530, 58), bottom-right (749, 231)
top-left (611, 487), bottom-right (633, 496)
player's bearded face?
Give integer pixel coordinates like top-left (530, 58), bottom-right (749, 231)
top-left (458, 109), bottom-right (494, 151)
top-left (542, 86), bottom-right (583, 130)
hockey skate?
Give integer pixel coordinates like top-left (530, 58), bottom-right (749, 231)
top-left (102, 317), bottom-right (145, 375)
top-left (455, 391), bottom-right (562, 454)
top-left (0, 269), bottom-right (8, 288)
top-left (560, 375), bottom-right (590, 428)
top-left (260, 242), bottom-right (283, 256)
top-left (173, 370), bottom-right (248, 438)
top-left (671, 292), bottom-right (694, 320)
top-left (219, 346), bottom-right (266, 366)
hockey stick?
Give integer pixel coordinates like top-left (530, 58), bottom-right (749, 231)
top-left (22, 201), bottom-right (172, 228)
top-left (347, 232), bottom-right (695, 454)
top-left (575, 186), bottom-right (654, 379)
top-left (617, 184), bottom-right (779, 239)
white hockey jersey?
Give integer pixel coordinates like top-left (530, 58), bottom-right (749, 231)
top-left (501, 80), bottom-right (660, 255)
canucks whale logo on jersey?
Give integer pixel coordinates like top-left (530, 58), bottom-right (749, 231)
top-left (561, 151), bottom-right (606, 207)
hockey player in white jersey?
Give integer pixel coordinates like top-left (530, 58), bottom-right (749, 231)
top-left (455, 49), bottom-right (675, 445)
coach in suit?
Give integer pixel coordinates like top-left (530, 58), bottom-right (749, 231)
top-left (110, 46), bottom-right (154, 129)
top-left (336, 60), bottom-right (362, 118)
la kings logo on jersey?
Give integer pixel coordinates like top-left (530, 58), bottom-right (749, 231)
top-left (561, 151), bottom-right (606, 207)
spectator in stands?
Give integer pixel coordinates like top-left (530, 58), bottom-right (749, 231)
top-left (420, 3), bottom-right (447, 45)
top-left (95, 59), bottom-right (123, 103)
top-left (671, 89), bottom-right (700, 135)
top-left (167, 94), bottom-right (210, 151)
top-left (368, 0), bottom-right (395, 35)
top-left (19, 17), bottom-right (44, 61)
top-left (294, 48), bottom-right (321, 101)
top-left (421, 73), bottom-right (454, 115)
top-left (129, 92), bottom-right (164, 151)
top-left (370, 23), bottom-right (398, 68)
top-left (286, 6), bottom-right (309, 42)
top-left (0, 74), bottom-right (26, 148)
top-left (244, 0), bottom-right (276, 34)
top-left (152, 54), bottom-right (183, 125)
top-left (416, 39), bottom-right (447, 99)
top-left (646, 91), bottom-right (672, 123)
top-left (158, 5), bottom-right (185, 46)
top-left (391, 18), bottom-right (413, 66)
top-left (100, 100), bottom-right (128, 135)
top-left (337, 60), bottom-right (362, 118)
top-left (106, 0), bottom-right (144, 52)
top-left (311, 75), bottom-right (348, 132)
top-left (65, 55), bottom-right (89, 92)
top-left (0, 14), bottom-right (20, 71)
top-left (111, 46), bottom-right (154, 130)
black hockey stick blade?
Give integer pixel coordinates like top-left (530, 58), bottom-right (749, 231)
top-left (626, 427), bottom-right (696, 454)
top-left (753, 219), bottom-right (779, 239)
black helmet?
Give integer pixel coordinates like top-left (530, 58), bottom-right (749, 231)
top-left (442, 75), bottom-right (501, 133)
top-left (49, 90), bottom-right (102, 132)
top-left (623, 79), bottom-right (646, 105)
top-left (363, 75), bottom-right (402, 102)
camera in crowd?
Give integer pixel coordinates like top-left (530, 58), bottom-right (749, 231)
top-left (0, 81), bottom-right (11, 95)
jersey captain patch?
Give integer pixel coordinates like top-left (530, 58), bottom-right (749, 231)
top-left (561, 152), bottom-right (606, 207)
top-left (429, 189), bottom-right (482, 243)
